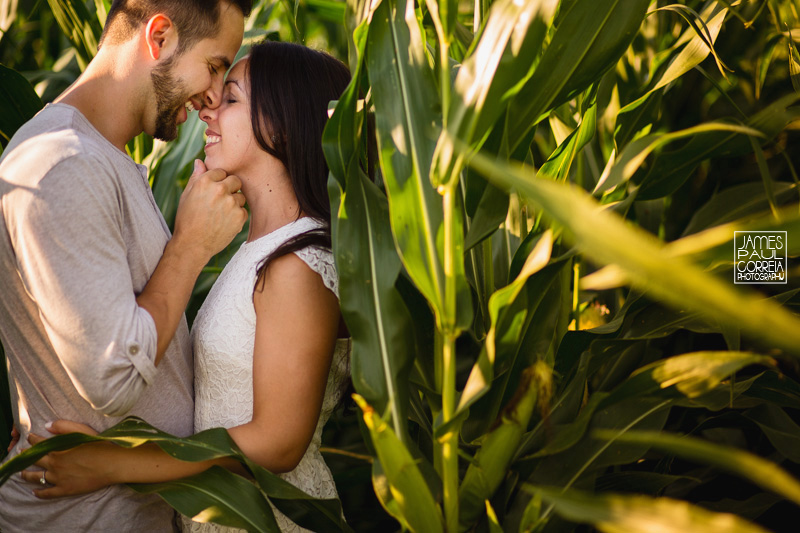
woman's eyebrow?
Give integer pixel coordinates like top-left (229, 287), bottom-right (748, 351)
top-left (224, 79), bottom-right (243, 91)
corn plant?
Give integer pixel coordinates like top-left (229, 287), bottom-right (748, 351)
top-left (3, 0), bottom-right (800, 531)
top-left (325, 0), bottom-right (800, 531)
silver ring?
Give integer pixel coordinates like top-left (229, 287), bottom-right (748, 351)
top-left (39, 471), bottom-right (47, 486)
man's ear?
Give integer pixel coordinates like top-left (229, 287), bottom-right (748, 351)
top-left (144, 14), bottom-right (177, 61)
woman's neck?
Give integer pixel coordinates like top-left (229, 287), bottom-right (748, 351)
top-left (240, 166), bottom-right (300, 242)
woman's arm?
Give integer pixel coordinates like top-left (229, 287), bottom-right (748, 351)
top-left (229, 252), bottom-right (340, 473)
top-left (23, 425), bottom-right (244, 498)
top-left (22, 252), bottom-right (340, 497)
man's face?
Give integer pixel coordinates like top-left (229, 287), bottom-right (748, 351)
top-left (148, 3), bottom-right (244, 141)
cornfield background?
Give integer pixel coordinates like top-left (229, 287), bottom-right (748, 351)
top-left (2, 0), bottom-right (800, 531)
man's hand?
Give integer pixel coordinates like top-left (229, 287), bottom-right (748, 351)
top-left (135, 159), bottom-right (247, 363)
top-left (172, 159), bottom-right (247, 264)
top-left (7, 426), bottom-right (19, 452)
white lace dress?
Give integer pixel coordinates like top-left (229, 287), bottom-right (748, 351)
top-left (182, 217), bottom-right (351, 533)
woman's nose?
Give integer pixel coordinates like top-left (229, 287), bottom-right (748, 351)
top-left (199, 105), bottom-right (216, 124)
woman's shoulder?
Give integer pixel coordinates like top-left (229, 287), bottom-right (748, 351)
top-left (292, 245), bottom-right (337, 299)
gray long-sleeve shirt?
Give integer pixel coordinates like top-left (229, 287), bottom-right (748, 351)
top-left (0, 104), bottom-right (193, 532)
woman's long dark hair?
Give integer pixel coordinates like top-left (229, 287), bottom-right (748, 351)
top-left (247, 41), bottom-right (351, 290)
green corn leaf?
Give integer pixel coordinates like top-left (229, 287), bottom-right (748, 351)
top-left (46, 0), bottom-right (102, 68)
top-left (459, 363), bottom-right (547, 529)
top-left (522, 392), bottom-right (609, 460)
top-left (463, 176), bottom-right (509, 251)
top-left (601, 351), bottom-right (775, 408)
top-left (528, 486), bottom-right (771, 533)
top-left (594, 471), bottom-right (698, 495)
top-left (539, 95), bottom-right (597, 182)
top-left (0, 418), bottom-right (350, 532)
top-left (742, 403), bottom-right (800, 463)
top-left (620, 2), bottom-right (727, 114)
top-left (682, 181), bottom-right (798, 236)
top-left (0, 64), bottom-right (44, 148)
top-left (149, 113), bottom-right (206, 226)
top-left (597, 429), bottom-right (800, 507)
top-left (354, 395), bottom-right (444, 533)
top-left (584, 250), bottom-right (800, 318)
top-left (505, 0), bottom-right (650, 147)
top-left (367, 0), bottom-right (471, 331)
top-left (636, 93), bottom-right (800, 200)
top-left (457, 244), bottom-right (570, 441)
top-left (789, 31), bottom-right (800, 94)
top-left (433, 0), bottom-right (555, 183)
top-left (132, 466), bottom-right (279, 532)
top-left (467, 151), bottom-right (800, 357)
top-left (518, 397), bottom-right (672, 531)
top-left (665, 209), bottom-right (800, 270)
top-left (743, 371), bottom-right (800, 410)
top-left (595, 121), bottom-right (762, 195)
top-left (756, 35), bottom-right (781, 100)
top-left (325, 10), bottom-right (414, 443)
top-left (329, 171), bottom-right (415, 444)
top-left (303, 0), bottom-right (346, 24)
top-left (459, 231), bottom-right (553, 413)
top-left (463, 120), bottom-right (535, 251)
top-left (322, 13), bottom-right (370, 189)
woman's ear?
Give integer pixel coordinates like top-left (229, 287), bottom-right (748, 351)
top-left (144, 14), bottom-right (177, 61)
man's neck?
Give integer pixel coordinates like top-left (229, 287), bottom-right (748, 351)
top-left (55, 47), bottom-right (146, 153)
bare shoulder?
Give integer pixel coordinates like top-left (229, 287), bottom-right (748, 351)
top-left (254, 252), bottom-right (338, 311)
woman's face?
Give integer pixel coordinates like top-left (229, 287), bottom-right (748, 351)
top-left (200, 58), bottom-right (260, 174)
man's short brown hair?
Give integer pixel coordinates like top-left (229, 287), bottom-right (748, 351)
top-left (100, 0), bottom-right (252, 52)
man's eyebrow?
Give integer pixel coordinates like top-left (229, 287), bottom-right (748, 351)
top-left (212, 55), bottom-right (232, 70)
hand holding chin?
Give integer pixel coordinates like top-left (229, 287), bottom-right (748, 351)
top-left (173, 158), bottom-right (248, 264)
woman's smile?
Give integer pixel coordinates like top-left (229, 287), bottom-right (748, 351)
top-left (205, 131), bottom-right (221, 147)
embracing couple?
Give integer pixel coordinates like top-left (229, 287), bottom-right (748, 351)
top-left (0, 0), bottom-right (352, 531)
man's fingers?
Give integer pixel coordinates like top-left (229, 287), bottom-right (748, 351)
top-left (27, 432), bottom-right (45, 445)
top-left (234, 191), bottom-right (246, 208)
top-left (8, 426), bottom-right (19, 452)
top-left (190, 159), bottom-right (208, 179)
top-left (188, 161), bottom-right (226, 186)
top-left (222, 174), bottom-right (243, 194)
top-left (47, 420), bottom-right (98, 436)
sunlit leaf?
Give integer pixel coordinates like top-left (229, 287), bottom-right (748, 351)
top-left (354, 395), bottom-right (444, 533)
top-left (599, 429), bottom-right (800, 507)
top-left (529, 486), bottom-right (770, 533)
top-left (468, 152), bottom-right (800, 357)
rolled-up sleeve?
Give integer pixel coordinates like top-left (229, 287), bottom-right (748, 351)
top-left (8, 154), bottom-right (158, 416)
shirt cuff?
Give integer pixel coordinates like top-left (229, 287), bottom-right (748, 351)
top-left (125, 306), bottom-right (158, 385)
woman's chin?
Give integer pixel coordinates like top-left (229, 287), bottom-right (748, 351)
top-left (202, 154), bottom-right (218, 169)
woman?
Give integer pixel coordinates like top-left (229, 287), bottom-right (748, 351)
top-left (20, 41), bottom-right (352, 532)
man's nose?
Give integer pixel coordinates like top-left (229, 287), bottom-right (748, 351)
top-left (201, 75), bottom-right (225, 109)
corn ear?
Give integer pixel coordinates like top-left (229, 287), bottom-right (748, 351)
top-left (354, 395), bottom-right (444, 533)
top-left (458, 362), bottom-right (551, 529)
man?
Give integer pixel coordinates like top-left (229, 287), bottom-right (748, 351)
top-left (0, 0), bottom-right (251, 530)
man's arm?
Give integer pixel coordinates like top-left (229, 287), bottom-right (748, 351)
top-left (137, 159), bottom-right (246, 364)
top-left (8, 156), bottom-right (245, 415)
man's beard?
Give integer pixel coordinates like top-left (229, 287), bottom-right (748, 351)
top-left (150, 56), bottom-right (191, 142)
